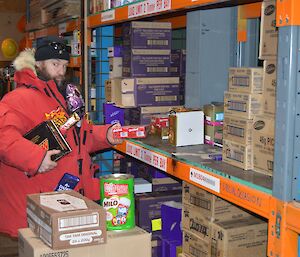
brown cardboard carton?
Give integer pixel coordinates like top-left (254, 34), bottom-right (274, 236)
top-left (105, 78), bottom-right (122, 105)
top-left (26, 191), bottom-right (107, 249)
top-left (253, 115), bottom-right (275, 176)
top-left (223, 115), bottom-right (253, 145)
top-left (259, 0), bottom-right (278, 59)
top-left (224, 91), bottom-right (263, 119)
top-left (19, 226), bottom-right (151, 257)
top-left (182, 204), bottom-right (211, 242)
top-left (182, 182), bottom-right (251, 222)
top-left (228, 67), bottom-right (263, 94)
top-left (263, 59), bottom-right (277, 116)
top-left (109, 57), bottom-right (122, 78)
top-left (222, 139), bottom-right (253, 170)
top-left (183, 230), bottom-right (210, 257)
top-left (203, 102), bottom-right (224, 123)
top-left (211, 217), bottom-right (268, 257)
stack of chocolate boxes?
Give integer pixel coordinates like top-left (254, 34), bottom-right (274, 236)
top-left (18, 190), bottom-right (152, 257)
top-left (223, 0), bottom-right (277, 176)
top-left (223, 67), bottom-right (264, 170)
top-left (181, 182), bottom-right (268, 257)
top-left (252, 0), bottom-right (277, 176)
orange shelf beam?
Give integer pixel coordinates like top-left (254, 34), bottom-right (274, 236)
top-left (277, 0), bottom-right (300, 26)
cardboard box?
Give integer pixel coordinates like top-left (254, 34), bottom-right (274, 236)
top-left (259, 0), bottom-right (278, 59)
top-left (182, 230), bottom-right (210, 257)
top-left (121, 77), bottom-right (180, 107)
top-left (203, 102), bottom-right (224, 124)
top-left (124, 105), bottom-right (182, 125)
top-left (161, 201), bottom-right (182, 242)
top-left (109, 57), bottom-right (123, 78)
top-left (182, 182), bottom-right (251, 222)
top-left (26, 191), bottom-right (107, 249)
top-left (263, 59), bottom-right (277, 116)
top-left (222, 139), bottom-right (253, 170)
top-left (19, 226), bottom-right (151, 257)
top-left (182, 204), bottom-right (211, 242)
top-left (170, 49), bottom-right (186, 77)
top-left (135, 191), bottom-right (182, 238)
top-left (228, 67), bottom-right (263, 94)
top-left (122, 49), bottom-right (171, 78)
top-left (211, 217), bottom-right (268, 257)
top-left (123, 21), bottom-right (172, 50)
top-left (224, 91), bottom-right (263, 119)
top-left (204, 125), bottom-right (223, 147)
top-left (105, 78), bottom-right (122, 105)
top-left (253, 115), bottom-right (275, 176)
top-left (169, 111), bottom-right (204, 146)
top-left (103, 103), bottom-right (125, 125)
top-left (134, 178), bottom-right (152, 194)
top-left (223, 115), bottom-right (253, 145)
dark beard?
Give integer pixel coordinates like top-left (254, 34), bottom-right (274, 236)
top-left (36, 69), bottom-right (65, 87)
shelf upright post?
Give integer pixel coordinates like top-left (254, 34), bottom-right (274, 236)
top-left (94, 25), bottom-right (115, 176)
top-left (271, 25), bottom-right (300, 257)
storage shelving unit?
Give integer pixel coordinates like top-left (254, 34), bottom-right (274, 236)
top-left (86, 0), bottom-right (300, 256)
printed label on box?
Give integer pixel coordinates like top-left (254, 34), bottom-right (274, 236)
top-left (126, 142), bottom-right (167, 171)
top-left (189, 168), bottom-right (220, 193)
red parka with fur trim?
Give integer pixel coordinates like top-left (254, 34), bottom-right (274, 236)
top-left (0, 51), bottom-right (112, 237)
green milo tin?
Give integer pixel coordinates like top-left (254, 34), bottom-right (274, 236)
top-left (100, 174), bottom-right (135, 230)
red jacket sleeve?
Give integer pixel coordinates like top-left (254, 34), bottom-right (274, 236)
top-left (82, 120), bottom-right (113, 154)
top-left (0, 103), bottom-right (46, 176)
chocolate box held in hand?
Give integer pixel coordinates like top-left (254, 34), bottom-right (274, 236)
top-left (112, 125), bottom-right (148, 139)
top-left (24, 120), bottom-right (72, 162)
top-left (26, 190), bottom-right (107, 250)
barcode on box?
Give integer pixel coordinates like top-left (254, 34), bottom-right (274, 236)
top-left (228, 101), bottom-right (247, 112)
top-left (189, 246), bottom-right (207, 257)
top-left (147, 67), bottom-right (168, 73)
top-left (155, 95), bottom-right (177, 102)
top-left (226, 150), bottom-right (244, 163)
top-left (147, 39), bottom-right (169, 46)
top-left (232, 76), bottom-right (249, 87)
top-left (228, 125), bottom-right (244, 138)
top-left (190, 195), bottom-right (211, 210)
top-left (59, 213), bottom-right (99, 231)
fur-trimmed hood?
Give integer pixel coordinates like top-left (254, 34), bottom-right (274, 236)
top-left (13, 48), bottom-right (36, 74)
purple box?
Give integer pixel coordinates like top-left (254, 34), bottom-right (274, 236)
top-left (123, 21), bottom-right (172, 50)
top-left (135, 191), bottom-right (182, 238)
top-left (161, 202), bottom-right (182, 242)
top-left (130, 161), bottom-right (168, 179)
top-left (170, 49), bottom-right (186, 77)
top-left (179, 77), bottom-right (185, 105)
top-left (122, 49), bottom-right (171, 77)
top-left (152, 238), bottom-right (162, 257)
top-left (162, 239), bottom-right (182, 257)
top-left (122, 77), bottom-right (180, 107)
top-left (103, 103), bottom-right (125, 125)
top-left (107, 46), bottom-right (123, 57)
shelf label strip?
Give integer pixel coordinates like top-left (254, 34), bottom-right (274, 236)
top-left (190, 168), bottom-right (220, 193)
top-left (101, 10), bottom-right (115, 22)
top-left (126, 142), bottom-right (167, 171)
top-left (128, 0), bottom-right (171, 18)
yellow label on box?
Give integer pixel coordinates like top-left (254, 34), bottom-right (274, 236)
top-left (151, 218), bottom-right (162, 231)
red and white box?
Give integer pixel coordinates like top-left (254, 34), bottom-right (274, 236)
top-left (112, 125), bottom-right (147, 139)
top-left (151, 115), bottom-right (169, 128)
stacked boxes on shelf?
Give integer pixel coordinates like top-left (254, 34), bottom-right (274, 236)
top-left (203, 102), bottom-right (224, 147)
top-left (223, 67), bottom-right (263, 170)
top-left (182, 182), bottom-right (268, 257)
top-left (252, 0), bottom-right (278, 176)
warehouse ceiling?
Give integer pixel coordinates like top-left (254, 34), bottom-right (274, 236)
top-left (0, 0), bottom-right (26, 12)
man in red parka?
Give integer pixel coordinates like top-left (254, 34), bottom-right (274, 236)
top-left (0, 36), bottom-right (121, 243)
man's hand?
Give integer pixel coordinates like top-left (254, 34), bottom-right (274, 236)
top-left (107, 123), bottom-right (124, 145)
top-left (38, 149), bottom-right (61, 173)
